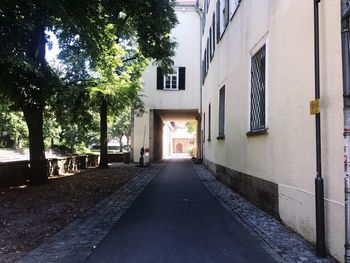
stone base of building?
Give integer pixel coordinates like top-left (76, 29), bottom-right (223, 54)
top-left (204, 158), bottom-right (280, 220)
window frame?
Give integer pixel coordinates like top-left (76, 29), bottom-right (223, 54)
top-left (247, 40), bottom-right (269, 136)
top-left (209, 27), bottom-right (213, 62)
top-left (229, 0), bottom-right (240, 20)
top-left (163, 68), bottom-right (179, 91)
top-left (217, 86), bottom-right (225, 139)
top-left (212, 13), bottom-right (216, 55)
top-left (208, 103), bottom-right (211, 141)
top-left (203, 112), bottom-right (206, 142)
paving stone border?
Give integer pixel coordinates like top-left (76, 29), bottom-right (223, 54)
top-left (17, 163), bottom-right (163, 263)
top-left (193, 163), bottom-right (338, 263)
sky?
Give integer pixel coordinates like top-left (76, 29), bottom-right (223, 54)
top-left (46, 31), bottom-right (60, 62)
top-left (177, 0), bottom-right (197, 5)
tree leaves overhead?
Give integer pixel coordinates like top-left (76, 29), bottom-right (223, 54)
top-left (0, 0), bottom-right (177, 180)
top-left (0, 0), bottom-right (178, 109)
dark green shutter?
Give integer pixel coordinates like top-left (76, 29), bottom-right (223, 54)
top-left (157, 67), bottom-right (163, 90)
top-left (178, 67), bottom-right (186, 90)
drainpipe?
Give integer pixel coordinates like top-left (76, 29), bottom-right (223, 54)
top-left (313, 0), bottom-right (326, 258)
top-left (341, 0), bottom-right (350, 262)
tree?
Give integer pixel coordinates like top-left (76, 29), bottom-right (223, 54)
top-left (0, 0), bottom-right (177, 183)
top-left (109, 109), bottom-right (132, 152)
top-left (186, 121), bottom-right (196, 135)
top-left (0, 101), bottom-right (28, 148)
top-left (92, 42), bottom-right (147, 167)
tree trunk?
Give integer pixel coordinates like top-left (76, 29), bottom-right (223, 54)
top-left (17, 136), bottom-right (22, 148)
top-left (23, 107), bottom-right (48, 184)
top-left (119, 136), bottom-right (123, 152)
top-left (99, 98), bottom-right (108, 168)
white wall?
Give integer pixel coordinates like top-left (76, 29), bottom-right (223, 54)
top-left (141, 7), bottom-right (200, 111)
top-left (133, 5), bottom-right (201, 162)
top-left (201, 0), bottom-right (344, 261)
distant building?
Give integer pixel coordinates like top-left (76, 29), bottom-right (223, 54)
top-left (132, 2), bottom-right (201, 163)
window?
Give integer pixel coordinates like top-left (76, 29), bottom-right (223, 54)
top-left (203, 112), bottom-right (206, 142)
top-left (202, 58), bottom-right (206, 83)
top-left (157, 67), bottom-right (186, 90)
top-left (219, 0), bottom-right (226, 37)
top-left (250, 45), bottom-right (266, 132)
top-left (224, 0), bottom-right (229, 27)
top-left (229, 0), bottom-right (239, 19)
top-left (204, 49), bottom-right (207, 77)
top-left (212, 13), bottom-right (216, 54)
top-left (216, 1), bottom-right (220, 42)
top-left (207, 38), bottom-right (210, 70)
top-left (164, 70), bottom-right (178, 90)
top-left (218, 86), bottom-right (225, 139)
top-left (208, 103), bottom-right (211, 141)
top-left (209, 27), bottom-right (213, 61)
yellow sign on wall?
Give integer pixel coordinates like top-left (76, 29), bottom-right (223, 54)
top-left (310, 99), bottom-right (320, 115)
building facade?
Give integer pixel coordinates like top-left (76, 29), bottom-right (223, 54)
top-left (200, 0), bottom-right (343, 261)
top-left (132, 1), bottom-right (201, 163)
top-left (132, 0), bottom-right (347, 261)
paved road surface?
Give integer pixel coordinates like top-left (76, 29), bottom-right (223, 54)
top-left (85, 159), bottom-right (280, 263)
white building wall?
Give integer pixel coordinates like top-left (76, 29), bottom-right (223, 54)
top-left (133, 5), bottom-right (201, 162)
top-left (201, 0), bottom-right (344, 261)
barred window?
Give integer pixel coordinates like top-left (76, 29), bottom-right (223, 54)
top-left (218, 86), bottom-right (225, 138)
top-left (250, 45), bottom-right (266, 132)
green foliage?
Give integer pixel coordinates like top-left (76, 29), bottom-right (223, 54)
top-left (0, 102), bottom-right (28, 148)
top-left (0, 0), bottom-right (177, 175)
top-left (43, 106), bottom-right (61, 147)
top-left (186, 121), bottom-right (196, 135)
top-left (109, 109), bottom-right (131, 141)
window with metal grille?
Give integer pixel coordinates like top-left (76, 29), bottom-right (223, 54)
top-left (250, 45), bottom-right (266, 132)
top-left (218, 86), bottom-right (225, 138)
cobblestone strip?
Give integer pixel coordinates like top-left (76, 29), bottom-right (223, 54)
top-left (193, 164), bottom-right (338, 263)
top-left (17, 164), bottom-right (163, 263)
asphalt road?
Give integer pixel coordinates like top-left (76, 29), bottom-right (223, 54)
top-left (85, 159), bottom-right (280, 263)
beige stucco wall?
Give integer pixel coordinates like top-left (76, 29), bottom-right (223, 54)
top-left (202, 0), bottom-right (344, 261)
top-left (133, 5), bottom-right (201, 162)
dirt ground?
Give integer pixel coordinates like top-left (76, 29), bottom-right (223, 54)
top-left (0, 164), bottom-right (143, 262)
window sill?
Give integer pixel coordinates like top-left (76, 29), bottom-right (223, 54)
top-left (246, 129), bottom-right (268, 137)
top-left (216, 135), bottom-right (225, 140)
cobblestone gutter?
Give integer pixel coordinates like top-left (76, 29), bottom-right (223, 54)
top-left (193, 163), bottom-right (337, 263)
